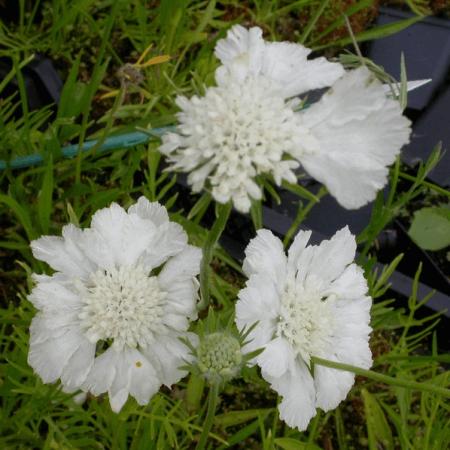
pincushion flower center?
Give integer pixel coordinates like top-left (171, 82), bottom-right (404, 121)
top-left (277, 280), bottom-right (333, 365)
top-left (191, 76), bottom-right (298, 175)
top-left (79, 265), bottom-right (167, 350)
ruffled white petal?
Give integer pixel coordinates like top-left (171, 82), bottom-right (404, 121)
top-left (127, 350), bottom-right (160, 406)
top-left (30, 224), bottom-right (93, 278)
top-left (143, 333), bottom-right (191, 387)
top-left (108, 351), bottom-right (133, 412)
top-left (28, 277), bottom-right (81, 311)
top-left (326, 264), bottom-right (368, 301)
top-left (60, 339), bottom-right (96, 391)
top-left (140, 222), bottom-right (188, 270)
top-left (158, 245), bottom-right (202, 286)
top-left (28, 327), bottom-right (85, 384)
top-left (286, 229), bottom-right (312, 275)
top-left (242, 229), bottom-right (287, 286)
top-left (306, 226), bottom-right (356, 285)
top-left (82, 348), bottom-right (117, 396)
top-left (264, 359), bottom-right (316, 431)
top-left (298, 66), bottom-right (411, 209)
top-left (256, 336), bottom-right (294, 378)
top-left (85, 204), bottom-right (156, 269)
top-left (29, 311), bottom-right (80, 345)
top-left (261, 42), bottom-right (344, 98)
top-left (314, 361), bottom-right (355, 411)
top-left (87, 347), bottom-right (160, 411)
top-left (236, 274), bottom-right (280, 353)
top-left (128, 197), bottom-right (169, 226)
top-left (215, 25), bottom-right (265, 83)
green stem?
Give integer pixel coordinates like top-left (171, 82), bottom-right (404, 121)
top-left (283, 186), bottom-right (327, 248)
top-left (399, 171), bottom-right (450, 198)
top-left (198, 202), bottom-right (232, 310)
top-left (196, 383), bottom-right (220, 450)
top-left (312, 356), bottom-right (450, 398)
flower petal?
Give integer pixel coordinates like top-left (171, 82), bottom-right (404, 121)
top-left (257, 337), bottom-right (295, 378)
top-left (28, 277), bottom-right (82, 311)
top-left (235, 275), bottom-right (280, 354)
top-left (31, 224), bottom-right (93, 278)
top-left (286, 229), bottom-right (312, 275)
top-left (264, 359), bottom-right (317, 431)
top-left (108, 352), bottom-right (133, 413)
top-left (314, 358), bottom-right (356, 412)
top-left (60, 338), bottom-right (96, 391)
top-left (215, 25), bottom-right (265, 82)
top-left (128, 349), bottom-right (160, 406)
top-left (85, 204), bottom-right (156, 269)
top-left (158, 245), bottom-right (202, 286)
top-left (141, 222), bottom-right (188, 270)
top-left (128, 197), bottom-right (169, 226)
top-left (306, 226), bottom-right (356, 285)
top-left (243, 229), bottom-right (287, 286)
top-left (143, 333), bottom-right (191, 387)
top-left (82, 348), bottom-right (118, 396)
top-left (262, 42), bottom-right (344, 98)
top-left (28, 327), bottom-right (84, 384)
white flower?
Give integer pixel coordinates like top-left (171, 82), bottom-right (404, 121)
top-left (235, 226), bottom-right (372, 431)
top-left (161, 25), bottom-right (410, 212)
top-left (296, 66), bottom-right (411, 209)
top-left (28, 197), bottom-right (202, 412)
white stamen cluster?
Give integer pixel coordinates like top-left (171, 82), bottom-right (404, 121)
top-left (277, 279), bottom-right (333, 366)
top-left (161, 76), bottom-right (302, 212)
top-left (79, 265), bottom-right (166, 350)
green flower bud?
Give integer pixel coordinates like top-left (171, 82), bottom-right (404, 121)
top-left (197, 332), bottom-right (242, 383)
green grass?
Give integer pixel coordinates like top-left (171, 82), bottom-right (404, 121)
top-left (1, 1), bottom-right (449, 449)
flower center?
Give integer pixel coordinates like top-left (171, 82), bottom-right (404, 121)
top-left (277, 280), bottom-right (333, 365)
top-left (78, 265), bottom-right (167, 350)
top-left (172, 75), bottom-right (303, 210)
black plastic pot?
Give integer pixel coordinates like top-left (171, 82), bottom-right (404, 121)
top-left (0, 56), bottom-right (63, 116)
top-left (369, 6), bottom-right (450, 111)
top-left (403, 85), bottom-right (450, 187)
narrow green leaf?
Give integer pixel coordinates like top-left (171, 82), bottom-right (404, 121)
top-left (274, 437), bottom-right (322, 450)
top-left (362, 389), bottom-right (394, 450)
top-left (215, 409), bottom-right (273, 428)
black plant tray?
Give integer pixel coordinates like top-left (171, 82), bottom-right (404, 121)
top-left (0, 55), bottom-right (63, 115)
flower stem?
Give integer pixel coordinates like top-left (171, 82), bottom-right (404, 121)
top-left (196, 382), bottom-right (220, 450)
top-left (312, 356), bottom-right (450, 398)
top-left (283, 186), bottom-right (327, 248)
top-left (198, 202), bottom-right (232, 310)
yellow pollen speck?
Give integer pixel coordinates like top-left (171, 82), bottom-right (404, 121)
top-left (135, 361), bottom-right (142, 368)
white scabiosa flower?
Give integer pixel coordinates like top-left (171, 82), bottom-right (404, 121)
top-left (235, 227), bottom-right (372, 431)
top-left (296, 66), bottom-right (411, 209)
top-left (160, 26), bottom-right (343, 213)
top-left (28, 197), bottom-right (202, 412)
top-left (161, 24), bottom-right (410, 212)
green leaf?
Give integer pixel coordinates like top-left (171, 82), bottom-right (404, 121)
top-left (274, 438), bottom-right (322, 450)
top-left (362, 389), bottom-right (394, 450)
top-left (215, 409), bottom-right (272, 428)
top-left (314, 15), bottom-right (422, 50)
top-left (408, 206), bottom-right (450, 251)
